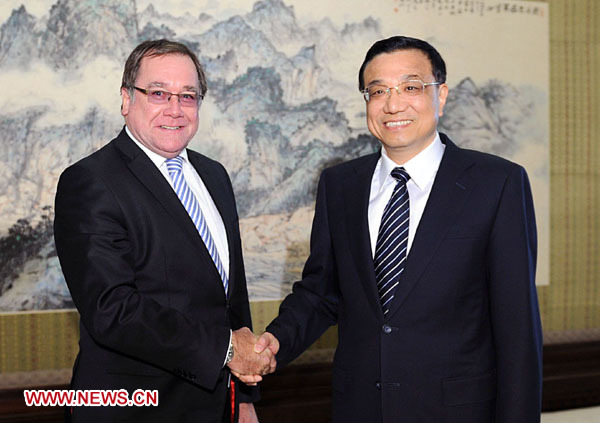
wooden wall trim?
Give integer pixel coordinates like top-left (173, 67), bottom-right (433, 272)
top-left (542, 341), bottom-right (600, 411)
top-left (0, 385), bottom-right (63, 423)
top-left (0, 342), bottom-right (598, 422)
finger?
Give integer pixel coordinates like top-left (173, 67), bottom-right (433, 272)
top-left (253, 333), bottom-right (269, 353)
top-left (268, 356), bottom-right (277, 373)
top-left (239, 374), bottom-right (262, 384)
top-left (263, 353), bottom-right (273, 369)
top-left (266, 333), bottom-right (280, 355)
top-left (268, 342), bottom-right (279, 355)
top-left (231, 369), bottom-right (262, 384)
top-left (259, 348), bottom-right (274, 359)
top-left (256, 355), bottom-right (270, 374)
top-left (257, 332), bottom-right (280, 355)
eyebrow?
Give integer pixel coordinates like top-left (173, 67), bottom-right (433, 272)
top-left (365, 74), bottom-right (424, 87)
top-left (365, 79), bottom-right (384, 87)
top-left (146, 81), bottom-right (199, 92)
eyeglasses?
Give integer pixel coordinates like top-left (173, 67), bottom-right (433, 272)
top-left (361, 80), bottom-right (442, 102)
top-left (133, 87), bottom-right (202, 107)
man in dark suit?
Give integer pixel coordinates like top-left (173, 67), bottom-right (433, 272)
top-left (251, 36), bottom-right (543, 422)
top-left (54, 39), bottom-right (272, 422)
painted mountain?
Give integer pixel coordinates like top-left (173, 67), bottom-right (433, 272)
top-left (0, 0), bottom-right (547, 309)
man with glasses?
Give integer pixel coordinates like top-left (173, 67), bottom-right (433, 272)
top-left (54, 39), bottom-right (270, 422)
top-left (251, 36), bottom-right (543, 422)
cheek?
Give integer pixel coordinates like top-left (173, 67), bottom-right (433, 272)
top-left (366, 106), bottom-right (380, 123)
top-left (366, 114), bottom-right (379, 134)
top-left (185, 110), bottom-right (199, 124)
top-left (421, 96), bottom-right (441, 117)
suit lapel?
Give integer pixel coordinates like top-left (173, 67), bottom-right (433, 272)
top-left (344, 154), bottom-right (385, 321)
top-left (386, 136), bottom-right (476, 319)
top-left (187, 151), bottom-right (238, 293)
top-left (113, 131), bottom-right (223, 283)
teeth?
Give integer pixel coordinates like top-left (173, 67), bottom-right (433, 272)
top-left (385, 120), bottom-right (411, 127)
top-left (161, 125), bottom-right (180, 130)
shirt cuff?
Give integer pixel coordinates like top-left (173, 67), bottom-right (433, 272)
top-left (223, 329), bottom-right (232, 367)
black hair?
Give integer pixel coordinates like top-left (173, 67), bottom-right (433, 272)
top-left (358, 36), bottom-right (446, 91)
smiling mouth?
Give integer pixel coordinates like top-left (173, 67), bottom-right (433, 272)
top-left (385, 120), bottom-right (412, 128)
top-left (160, 125), bottom-right (182, 130)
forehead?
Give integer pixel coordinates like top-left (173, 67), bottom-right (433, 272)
top-left (364, 49), bottom-right (433, 84)
top-left (136, 54), bottom-right (199, 88)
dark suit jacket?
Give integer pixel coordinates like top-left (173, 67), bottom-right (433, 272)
top-left (267, 133), bottom-right (542, 423)
top-left (54, 128), bottom-right (257, 422)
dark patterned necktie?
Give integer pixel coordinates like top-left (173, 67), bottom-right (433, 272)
top-left (374, 167), bottom-right (410, 315)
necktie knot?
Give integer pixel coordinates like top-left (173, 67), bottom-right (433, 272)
top-left (165, 156), bottom-right (184, 176)
top-left (391, 167), bottom-right (410, 184)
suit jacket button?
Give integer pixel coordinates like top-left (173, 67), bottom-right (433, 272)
top-left (375, 381), bottom-right (382, 390)
top-left (382, 325), bottom-right (392, 334)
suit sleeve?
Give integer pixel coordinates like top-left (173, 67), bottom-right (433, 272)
top-left (488, 165), bottom-right (543, 422)
top-left (54, 162), bottom-right (231, 390)
top-left (266, 171), bottom-right (340, 367)
top-left (220, 164), bottom-right (260, 403)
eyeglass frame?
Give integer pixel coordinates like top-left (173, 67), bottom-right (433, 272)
top-left (361, 79), bottom-right (443, 102)
top-left (132, 86), bottom-right (203, 107)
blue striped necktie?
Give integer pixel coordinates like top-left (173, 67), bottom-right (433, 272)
top-left (165, 156), bottom-right (228, 294)
top-left (374, 167), bottom-right (410, 315)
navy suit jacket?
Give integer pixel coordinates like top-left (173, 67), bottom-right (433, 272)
top-left (267, 133), bottom-right (542, 422)
top-left (54, 129), bottom-right (257, 422)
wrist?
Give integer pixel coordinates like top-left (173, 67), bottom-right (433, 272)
top-left (225, 336), bottom-right (234, 365)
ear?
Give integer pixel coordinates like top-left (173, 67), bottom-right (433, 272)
top-left (121, 87), bottom-right (131, 117)
top-left (437, 83), bottom-right (449, 117)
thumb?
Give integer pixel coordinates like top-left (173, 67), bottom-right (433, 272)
top-left (253, 333), bottom-right (268, 353)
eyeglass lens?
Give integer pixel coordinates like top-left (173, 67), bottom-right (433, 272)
top-left (366, 80), bottom-right (427, 101)
top-left (145, 89), bottom-right (199, 107)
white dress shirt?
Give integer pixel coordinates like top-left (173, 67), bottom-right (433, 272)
top-left (368, 133), bottom-right (445, 258)
top-left (125, 127), bottom-right (230, 277)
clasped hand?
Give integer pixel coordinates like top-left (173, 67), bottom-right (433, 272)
top-left (226, 328), bottom-right (279, 385)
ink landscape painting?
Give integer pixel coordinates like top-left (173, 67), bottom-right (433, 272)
top-left (0, 0), bottom-right (549, 311)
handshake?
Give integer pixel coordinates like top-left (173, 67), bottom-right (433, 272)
top-left (226, 328), bottom-right (280, 385)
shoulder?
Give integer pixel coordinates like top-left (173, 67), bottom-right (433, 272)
top-left (321, 152), bottom-right (379, 179)
top-left (59, 136), bottom-right (122, 183)
top-left (186, 149), bottom-right (234, 192)
top-left (186, 150), bottom-right (233, 193)
top-left (186, 149), bottom-right (228, 174)
top-left (443, 134), bottom-right (527, 178)
top-left (465, 148), bottom-right (522, 171)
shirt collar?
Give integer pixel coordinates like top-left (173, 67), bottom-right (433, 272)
top-left (125, 125), bottom-right (189, 169)
top-left (376, 132), bottom-right (445, 192)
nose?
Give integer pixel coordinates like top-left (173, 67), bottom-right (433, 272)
top-left (383, 88), bottom-right (409, 114)
top-left (163, 94), bottom-right (184, 117)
